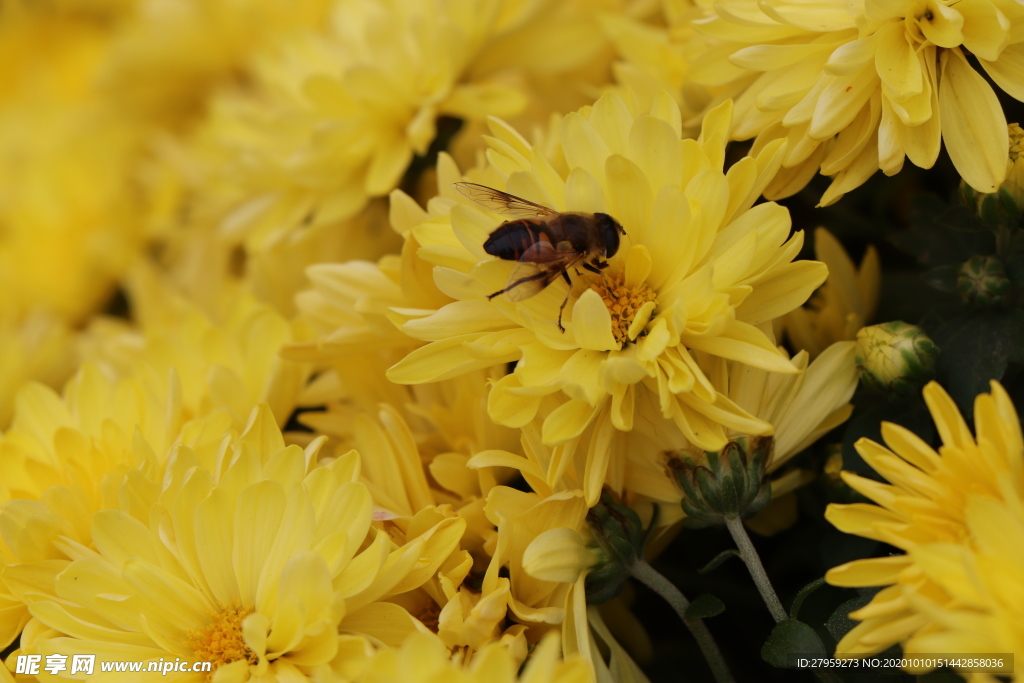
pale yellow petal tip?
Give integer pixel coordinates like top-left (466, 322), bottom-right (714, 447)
top-left (522, 527), bottom-right (597, 584)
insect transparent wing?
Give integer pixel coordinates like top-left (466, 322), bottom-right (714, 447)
top-left (500, 241), bottom-right (581, 302)
top-left (500, 261), bottom-right (558, 302)
top-left (453, 182), bottom-right (558, 218)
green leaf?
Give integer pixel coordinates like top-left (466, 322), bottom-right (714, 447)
top-left (1003, 232), bottom-right (1024, 287)
top-left (933, 310), bottom-right (1024, 414)
top-left (790, 578), bottom-right (827, 621)
top-left (890, 195), bottom-right (993, 267)
top-left (761, 619), bottom-right (826, 669)
top-left (825, 589), bottom-right (878, 642)
top-left (921, 265), bottom-right (959, 293)
top-left (698, 549), bottom-right (740, 574)
top-left (685, 593), bottom-right (726, 619)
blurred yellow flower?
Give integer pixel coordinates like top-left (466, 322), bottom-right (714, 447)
top-left (99, 0), bottom-right (332, 128)
top-left (163, 0), bottom-right (624, 307)
top-left (283, 184), bottom-right (454, 364)
top-left (781, 228), bottom-right (880, 358)
top-left (689, 0), bottom-right (1024, 203)
top-left (0, 313), bottom-right (75, 429)
top-left (387, 91), bottom-right (826, 503)
top-left (81, 265), bottom-right (310, 427)
top-left (825, 381), bottom-right (1024, 666)
top-left (0, 0), bottom-right (322, 417)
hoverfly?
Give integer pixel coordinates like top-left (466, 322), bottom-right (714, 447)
top-left (453, 182), bottom-right (626, 332)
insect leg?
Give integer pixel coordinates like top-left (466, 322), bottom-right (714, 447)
top-left (587, 259), bottom-right (612, 288)
top-left (557, 291), bottom-right (569, 333)
top-left (561, 269), bottom-right (572, 286)
top-left (487, 270), bottom-right (551, 299)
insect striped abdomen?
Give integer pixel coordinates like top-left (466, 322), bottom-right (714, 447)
top-left (482, 220), bottom-right (552, 261)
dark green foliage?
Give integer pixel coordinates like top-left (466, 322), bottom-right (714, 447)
top-left (686, 594), bottom-right (727, 619)
top-left (762, 619), bottom-right (826, 668)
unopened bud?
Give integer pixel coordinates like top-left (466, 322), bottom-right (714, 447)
top-left (960, 124), bottom-right (1024, 224)
top-left (583, 493), bottom-right (647, 603)
top-left (957, 255), bottom-right (1010, 308)
top-left (855, 322), bottom-right (939, 397)
top-left (669, 437), bottom-right (772, 527)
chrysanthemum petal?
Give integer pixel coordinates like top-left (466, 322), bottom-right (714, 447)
top-left (572, 290), bottom-right (619, 352)
top-left (979, 43), bottom-right (1024, 101)
top-left (542, 399), bottom-right (599, 445)
top-left (938, 50), bottom-right (1009, 192)
top-left (685, 320), bottom-right (797, 373)
top-left (825, 556), bottom-right (914, 586)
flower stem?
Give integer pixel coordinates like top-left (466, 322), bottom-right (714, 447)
top-left (630, 560), bottom-right (735, 683)
top-left (724, 517), bottom-right (787, 623)
top-left (724, 518), bottom-right (847, 683)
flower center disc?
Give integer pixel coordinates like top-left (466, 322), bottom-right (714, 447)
top-left (186, 600), bottom-right (258, 672)
top-left (591, 274), bottom-right (657, 344)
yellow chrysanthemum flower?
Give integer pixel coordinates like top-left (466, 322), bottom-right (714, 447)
top-left (477, 487), bottom-right (648, 682)
top-left (0, 364), bottom-right (224, 508)
top-left (475, 339), bottom-right (857, 529)
top-left (689, 0), bottom-right (1024, 203)
top-left (0, 362), bottom-right (225, 651)
top-left (781, 228), bottom-right (880, 358)
top-left (825, 381), bottom-right (1024, 669)
top-left (719, 339), bottom-right (858, 472)
top-left (298, 383), bottom-right (531, 656)
top-left (901, 495), bottom-right (1024, 679)
top-left (353, 632), bottom-right (589, 683)
top-left (2, 405), bottom-right (466, 680)
top-left (386, 91), bottom-right (826, 504)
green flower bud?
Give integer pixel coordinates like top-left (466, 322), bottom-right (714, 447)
top-left (1009, 123), bottom-right (1024, 211)
top-left (583, 492), bottom-right (648, 603)
top-left (960, 124), bottom-right (1024, 224)
top-left (855, 321), bottom-right (939, 397)
top-left (957, 255), bottom-right (1010, 308)
top-left (669, 437), bottom-right (772, 528)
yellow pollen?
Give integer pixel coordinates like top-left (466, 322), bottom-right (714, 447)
top-left (591, 274), bottom-right (657, 344)
top-left (186, 600), bottom-right (258, 673)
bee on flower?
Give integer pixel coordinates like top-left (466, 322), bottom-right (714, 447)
top-left (386, 90), bottom-right (826, 505)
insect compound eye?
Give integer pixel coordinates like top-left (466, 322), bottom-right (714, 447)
top-left (595, 213), bottom-right (623, 257)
